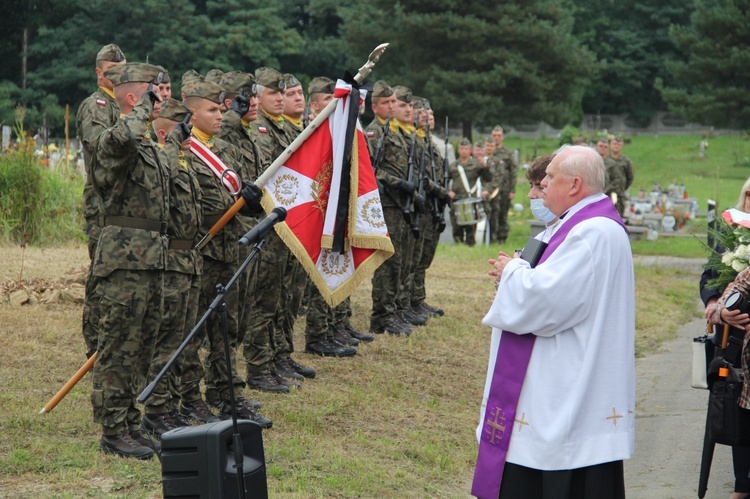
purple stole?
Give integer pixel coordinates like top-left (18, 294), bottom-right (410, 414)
top-left (471, 197), bottom-right (626, 499)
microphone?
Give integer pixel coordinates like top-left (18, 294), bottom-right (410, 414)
top-left (239, 207), bottom-right (287, 246)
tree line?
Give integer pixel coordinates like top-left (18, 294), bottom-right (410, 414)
top-left (0, 0), bottom-right (748, 140)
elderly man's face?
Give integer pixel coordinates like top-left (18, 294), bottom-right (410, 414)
top-left (541, 156), bottom-right (574, 216)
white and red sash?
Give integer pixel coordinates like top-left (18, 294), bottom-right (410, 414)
top-left (190, 138), bottom-right (241, 196)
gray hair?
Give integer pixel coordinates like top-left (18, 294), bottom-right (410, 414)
top-left (553, 145), bottom-right (605, 193)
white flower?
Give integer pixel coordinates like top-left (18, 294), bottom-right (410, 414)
top-left (736, 245), bottom-right (748, 259)
top-left (723, 252), bottom-right (735, 265)
top-left (732, 259), bottom-right (748, 273)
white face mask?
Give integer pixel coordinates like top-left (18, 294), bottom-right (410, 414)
top-left (530, 198), bottom-right (557, 223)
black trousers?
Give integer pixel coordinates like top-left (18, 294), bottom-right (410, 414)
top-left (498, 460), bottom-right (625, 499)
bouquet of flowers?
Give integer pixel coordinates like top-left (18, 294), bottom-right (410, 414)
top-left (704, 209), bottom-right (750, 291)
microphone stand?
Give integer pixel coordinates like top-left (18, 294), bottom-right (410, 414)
top-left (138, 237), bottom-right (268, 499)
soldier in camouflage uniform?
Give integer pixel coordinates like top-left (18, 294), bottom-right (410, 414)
top-left (302, 77), bottom-right (370, 356)
top-left (448, 138), bottom-right (492, 246)
top-left (77, 44), bottom-right (126, 359)
top-left (366, 81), bottom-right (415, 336)
top-left (144, 98), bottom-right (216, 431)
top-left (182, 75), bottom-right (271, 427)
top-left (90, 62), bottom-right (168, 459)
top-left (606, 135), bottom-right (634, 217)
top-left (490, 125), bottom-right (516, 244)
top-left (409, 100), bottom-right (450, 318)
top-left (244, 67), bottom-right (305, 390)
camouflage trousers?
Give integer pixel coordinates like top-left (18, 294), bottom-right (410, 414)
top-left (155, 271), bottom-right (201, 409)
top-left (82, 235), bottom-right (101, 359)
top-left (273, 250), bottom-right (305, 359)
top-left (305, 286), bottom-right (351, 343)
top-left (91, 269), bottom-right (164, 435)
top-left (486, 197), bottom-right (504, 243)
top-left (412, 216), bottom-right (439, 307)
top-left (397, 213), bottom-right (423, 312)
top-left (243, 230), bottom-right (285, 377)
top-left (371, 206), bottom-right (409, 330)
top-left (496, 195), bottom-right (512, 243)
top-left (200, 258), bottom-right (243, 405)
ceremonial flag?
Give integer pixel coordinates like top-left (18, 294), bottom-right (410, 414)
top-left (259, 79), bottom-right (394, 306)
top-left (723, 208), bottom-right (750, 229)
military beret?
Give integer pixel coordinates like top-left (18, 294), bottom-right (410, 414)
top-left (255, 67), bottom-right (286, 91)
top-left (459, 138), bottom-right (471, 147)
top-left (157, 67), bottom-right (170, 84)
top-left (181, 69), bottom-right (202, 87)
top-left (104, 62), bottom-right (164, 87)
top-left (492, 125), bottom-right (504, 133)
top-left (158, 98), bottom-right (190, 122)
top-left (308, 76), bottom-right (335, 96)
top-left (205, 69), bottom-right (225, 85)
top-left (610, 134), bottom-right (623, 142)
top-left (220, 71), bottom-right (257, 96)
top-left (96, 44), bottom-right (125, 63)
top-left (474, 140), bottom-right (485, 148)
top-left (372, 80), bottom-right (393, 99)
top-left (393, 85), bottom-right (412, 103)
top-left (282, 73), bottom-right (301, 89)
top-left (183, 76), bottom-right (226, 104)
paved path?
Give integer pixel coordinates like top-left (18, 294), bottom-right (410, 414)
top-left (625, 318), bottom-right (735, 498)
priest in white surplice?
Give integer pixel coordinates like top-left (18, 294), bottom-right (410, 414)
top-left (473, 145), bottom-right (635, 499)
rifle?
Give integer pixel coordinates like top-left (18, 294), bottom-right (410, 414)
top-left (402, 120), bottom-right (419, 239)
top-left (438, 116), bottom-right (450, 233)
top-left (371, 118), bottom-right (390, 174)
top-left (303, 98), bottom-right (310, 128)
top-left (415, 113), bottom-right (427, 235)
top-left (424, 101), bottom-right (441, 226)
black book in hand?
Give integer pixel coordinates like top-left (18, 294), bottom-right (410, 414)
top-left (520, 237), bottom-right (547, 268)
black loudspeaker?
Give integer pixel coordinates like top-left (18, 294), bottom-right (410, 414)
top-left (161, 420), bottom-right (268, 498)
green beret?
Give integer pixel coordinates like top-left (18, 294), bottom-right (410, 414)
top-left (459, 138), bottom-right (471, 147)
top-left (205, 69), bottom-right (224, 85)
top-left (413, 96), bottom-right (426, 109)
top-left (282, 73), bottom-right (301, 89)
top-left (372, 80), bottom-right (393, 99)
top-left (220, 71), bottom-right (257, 96)
top-left (96, 44), bottom-right (125, 63)
top-left (158, 98), bottom-right (190, 122)
top-left (492, 125), bottom-right (504, 133)
top-left (474, 140), bottom-right (485, 148)
top-left (255, 67), bottom-right (286, 91)
top-left (393, 85), bottom-right (412, 103)
top-left (308, 77), bottom-right (334, 96)
top-left (104, 62), bottom-right (164, 87)
top-left (181, 69), bottom-right (202, 87)
top-left (610, 134), bottom-right (623, 142)
top-left (183, 76), bottom-right (226, 104)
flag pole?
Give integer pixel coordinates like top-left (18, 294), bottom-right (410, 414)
top-left (195, 42), bottom-right (389, 251)
top-left (40, 353), bottom-right (97, 414)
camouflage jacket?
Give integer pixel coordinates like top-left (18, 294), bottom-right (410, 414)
top-left (77, 87), bottom-right (120, 237)
top-left (492, 146), bottom-right (517, 196)
top-left (484, 154), bottom-right (506, 199)
top-left (216, 110), bottom-right (266, 232)
top-left (448, 157), bottom-right (492, 199)
top-left (189, 134), bottom-right (246, 263)
top-left (90, 96), bottom-right (169, 277)
top-left (160, 138), bottom-right (203, 275)
top-left (605, 154), bottom-right (634, 194)
top-left (365, 118), bottom-right (410, 208)
top-left (251, 111), bottom-right (294, 173)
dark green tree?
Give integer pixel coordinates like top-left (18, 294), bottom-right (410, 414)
top-left (340, 0), bottom-right (597, 137)
top-left (572, 0), bottom-right (692, 126)
top-left (659, 0), bottom-right (750, 129)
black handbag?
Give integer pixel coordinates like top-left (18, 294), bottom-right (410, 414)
top-left (707, 361), bottom-right (750, 446)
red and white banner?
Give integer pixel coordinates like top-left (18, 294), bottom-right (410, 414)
top-left (260, 80), bottom-right (393, 306)
top-left (723, 208), bottom-right (750, 229)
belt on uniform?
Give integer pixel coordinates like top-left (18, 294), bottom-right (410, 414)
top-left (104, 216), bottom-right (167, 234)
top-left (168, 239), bottom-right (194, 250)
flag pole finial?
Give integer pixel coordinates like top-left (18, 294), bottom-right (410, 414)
top-left (354, 43), bottom-right (389, 84)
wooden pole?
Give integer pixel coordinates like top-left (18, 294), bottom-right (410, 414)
top-left (40, 353), bottom-right (97, 414)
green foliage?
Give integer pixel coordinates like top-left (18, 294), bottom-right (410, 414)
top-left (660, 0), bottom-right (750, 129)
top-left (0, 148), bottom-right (84, 245)
top-left (572, 1), bottom-right (692, 125)
top-left (558, 124), bottom-right (584, 146)
top-left (340, 0), bottom-right (598, 130)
